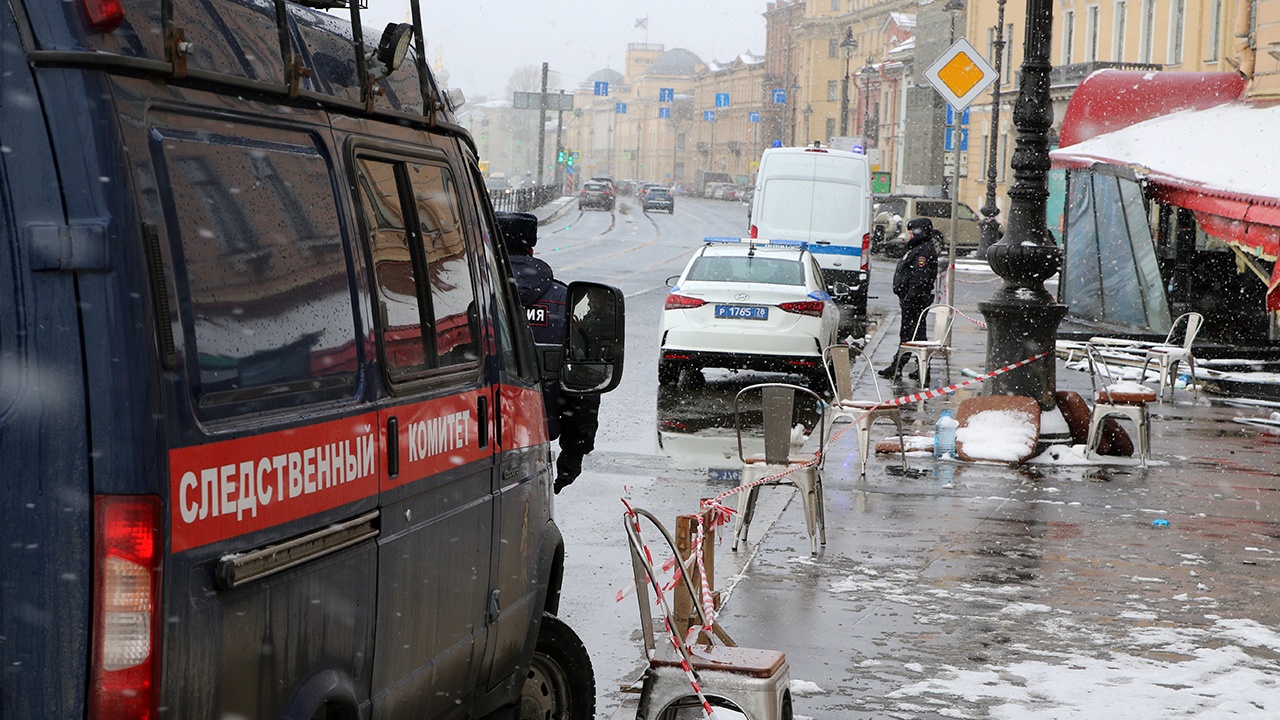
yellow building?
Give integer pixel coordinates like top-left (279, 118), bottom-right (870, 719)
top-left (960, 0), bottom-right (1251, 220)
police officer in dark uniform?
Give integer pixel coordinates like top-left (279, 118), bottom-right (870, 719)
top-left (495, 211), bottom-right (601, 493)
top-left (880, 217), bottom-right (939, 379)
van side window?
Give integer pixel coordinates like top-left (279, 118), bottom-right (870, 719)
top-left (405, 162), bottom-right (480, 367)
top-left (159, 130), bottom-right (356, 413)
top-left (355, 156), bottom-right (479, 384)
top-left (467, 167), bottom-right (536, 381)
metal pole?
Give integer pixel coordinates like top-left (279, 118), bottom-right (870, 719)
top-left (555, 90), bottom-right (565, 192)
top-left (979, 0), bottom-right (1009, 257)
top-left (840, 45), bottom-right (851, 135)
top-left (536, 62), bottom-right (548, 186)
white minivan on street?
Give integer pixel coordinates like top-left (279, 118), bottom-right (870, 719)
top-left (749, 146), bottom-right (873, 329)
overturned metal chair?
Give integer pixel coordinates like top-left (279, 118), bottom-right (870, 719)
top-left (1085, 343), bottom-right (1156, 467)
top-left (824, 343), bottom-right (906, 476)
top-left (731, 383), bottom-right (826, 555)
top-left (624, 507), bottom-right (793, 720)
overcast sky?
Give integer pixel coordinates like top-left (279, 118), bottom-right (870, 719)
top-left (358, 0), bottom-right (768, 100)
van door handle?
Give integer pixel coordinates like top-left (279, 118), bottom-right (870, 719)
top-left (387, 417), bottom-right (399, 479)
top-left (477, 396), bottom-right (489, 449)
top-left (815, 240), bottom-right (832, 245)
top-left (494, 392), bottom-right (502, 448)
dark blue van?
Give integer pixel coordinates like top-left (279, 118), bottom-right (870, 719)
top-left (0, 1), bottom-right (622, 718)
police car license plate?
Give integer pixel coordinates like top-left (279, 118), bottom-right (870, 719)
top-left (715, 304), bottom-right (768, 320)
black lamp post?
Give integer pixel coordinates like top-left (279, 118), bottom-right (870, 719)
top-left (978, 0), bottom-right (1008, 257)
top-left (839, 28), bottom-right (857, 136)
top-left (979, 0), bottom-right (1067, 431)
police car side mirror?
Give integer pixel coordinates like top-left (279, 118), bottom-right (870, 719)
top-left (665, 275), bottom-right (680, 288)
top-left (562, 281), bottom-right (625, 394)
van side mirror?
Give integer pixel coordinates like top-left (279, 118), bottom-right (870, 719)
top-left (562, 281), bottom-right (625, 394)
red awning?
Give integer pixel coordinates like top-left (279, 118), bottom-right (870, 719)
top-left (1052, 70), bottom-right (1280, 309)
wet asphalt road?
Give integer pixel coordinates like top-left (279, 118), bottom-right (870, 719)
top-left (541, 196), bottom-right (1280, 719)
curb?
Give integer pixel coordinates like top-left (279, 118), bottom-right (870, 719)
top-left (535, 197), bottom-right (576, 227)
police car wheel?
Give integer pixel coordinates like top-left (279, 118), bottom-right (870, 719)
top-left (520, 613), bottom-right (594, 720)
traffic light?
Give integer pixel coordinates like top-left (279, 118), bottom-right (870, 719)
top-left (557, 150), bottom-right (566, 163)
top-left (566, 151), bottom-right (575, 167)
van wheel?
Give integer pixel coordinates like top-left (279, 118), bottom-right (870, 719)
top-left (520, 613), bottom-right (594, 720)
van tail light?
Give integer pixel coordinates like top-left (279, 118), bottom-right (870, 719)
top-left (860, 232), bottom-right (871, 272)
top-left (91, 495), bottom-right (162, 720)
top-left (779, 300), bottom-right (825, 317)
top-left (664, 294), bottom-right (706, 310)
top-left (81, 0), bottom-right (126, 32)
top-left (749, 225), bottom-right (758, 239)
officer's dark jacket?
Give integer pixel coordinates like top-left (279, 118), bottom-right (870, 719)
top-left (510, 254), bottom-right (568, 438)
top-left (892, 232), bottom-right (939, 306)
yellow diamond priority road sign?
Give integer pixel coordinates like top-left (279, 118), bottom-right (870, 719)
top-left (924, 37), bottom-right (997, 111)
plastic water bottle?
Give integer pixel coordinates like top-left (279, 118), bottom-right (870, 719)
top-left (934, 409), bottom-right (958, 459)
top-left (1175, 374), bottom-right (1189, 389)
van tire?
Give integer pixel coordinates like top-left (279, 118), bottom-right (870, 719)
top-left (520, 613), bottom-right (594, 720)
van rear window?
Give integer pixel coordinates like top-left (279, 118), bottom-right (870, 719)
top-left (158, 130), bottom-right (357, 413)
top-left (760, 178), bottom-right (863, 234)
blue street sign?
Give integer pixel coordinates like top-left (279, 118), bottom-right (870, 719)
top-left (658, 107), bottom-right (670, 119)
top-left (715, 92), bottom-right (730, 108)
top-left (704, 110), bottom-right (716, 122)
top-left (748, 111), bottom-right (760, 123)
top-left (945, 105), bottom-right (970, 127)
top-left (594, 81), bottom-right (609, 96)
top-left (771, 88), bottom-right (786, 104)
top-left (659, 87), bottom-right (674, 102)
top-left (944, 127), bottom-right (970, 151)
top-left (615, 102), bottom-right (627, 114)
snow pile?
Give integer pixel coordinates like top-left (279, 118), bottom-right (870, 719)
top-left (954, 409), bottom-right (1038, 462)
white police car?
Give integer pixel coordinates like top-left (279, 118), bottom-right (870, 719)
top-left (659, 238), bottom-right (839, 384)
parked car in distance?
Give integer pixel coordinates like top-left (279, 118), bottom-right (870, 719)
top-left (580, 180), bottom-right (615, 211)
top-left (642, 186), bottom-right (675, 213)
top-left (658, 239), bottom-right (839, 385)
top-left (874, 195), bottom-right (982, 258)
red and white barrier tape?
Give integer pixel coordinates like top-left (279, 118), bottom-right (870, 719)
top-left (622, 499), bottom-right (721, 720)
top-left (952, 306), bottom-right (989, 328)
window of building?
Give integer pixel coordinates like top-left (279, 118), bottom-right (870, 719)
top-left (1114, 0), bottom-right (1128, 59)
top-left (1086, 6), bottom-right (1100, 61)
top-left (1062, 10), bottom-right (1075, 64)
top-left (828, 37), bottom-right (839, 58)
top-left (1140, 0), bottom-right (1155, 63)
top-left (827, 80), bottom-right (838, 102)
top-left (831, 0), bottom-right (841, 11)
top-left (1168, 0), bottom-right (1185, 64)
top-left (825, 117), bottom-right (836, 140)
top-left (1003, 24), bottom-right (1014, 80)
top-left (1207, 0), bottom-right (1222, 61)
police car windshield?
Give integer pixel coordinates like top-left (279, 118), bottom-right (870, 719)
top-left (685, 256), bottom-right (805, 285)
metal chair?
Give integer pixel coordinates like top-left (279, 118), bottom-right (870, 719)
top-left (1085, 343), bottom-right (1156, 467)
top-left (731, 383), bottom-right (826, 555)
top-left (895, 304), bottom-right (955, 385)
top-left (824, 343), bottom-right (905, 476)
top-left (1140, 311), bottom-right (1203, 401)
top-left (624, 508), bottom-right (793, 720)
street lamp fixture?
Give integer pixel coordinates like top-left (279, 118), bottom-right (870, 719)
top-left (838, 28), bottom-right (857, 137)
